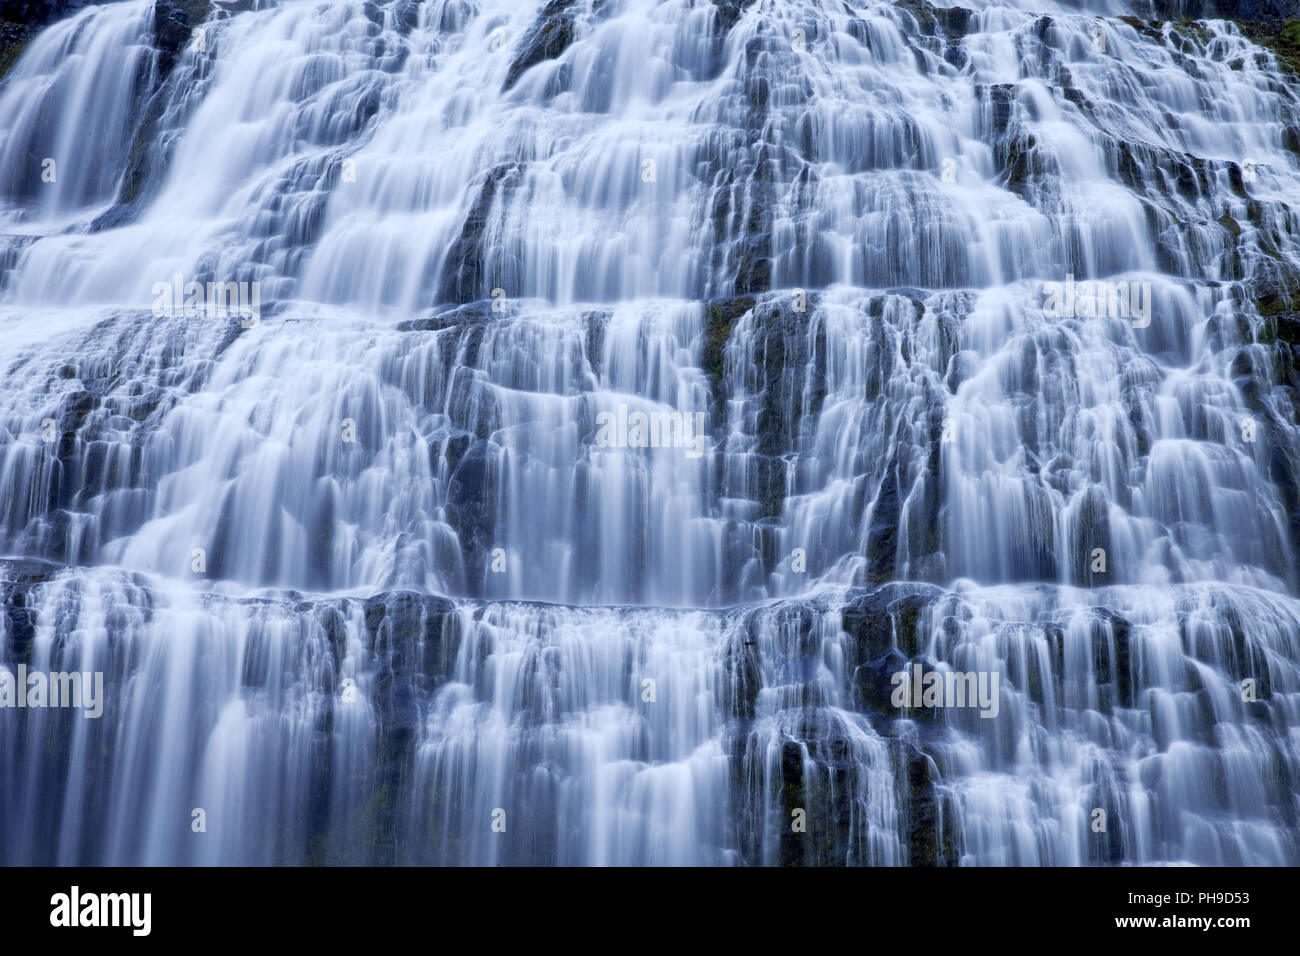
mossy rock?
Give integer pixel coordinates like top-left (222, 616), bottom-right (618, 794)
top-left (1233, 16), bottom-right (1300, 76)
top-left (701, 295), bottom-right (754, 385)
top-left (503, 0), bottom-right (578, 91)
top-left (1256, 269), bottom-right (1300, 319)
top-left (0, 19), bottom-right (38, 85)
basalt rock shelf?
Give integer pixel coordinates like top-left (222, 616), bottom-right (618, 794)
top-left (1, 0), bottom-right (1299, 865)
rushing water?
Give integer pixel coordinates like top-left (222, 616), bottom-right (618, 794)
top-left (1, 0), bottom-right (1298, 865)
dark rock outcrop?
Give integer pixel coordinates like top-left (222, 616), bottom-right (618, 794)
top-left (895, 739), bottom-right (958, 866)
top-left (0, 557), bottom-right (62, 663)
top-left (503, 0), bottom-right (578, 91)
top-left (842, 581), bottom-right (942, 662)
top-left (444, 440), bottom-right (502, 590)
top-left (439, 161), bottom-right (524, 304)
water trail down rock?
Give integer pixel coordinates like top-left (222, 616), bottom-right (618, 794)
top-left (1, 0), bottom-right (1299, 864)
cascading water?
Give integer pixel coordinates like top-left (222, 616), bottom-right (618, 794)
top-left (1, 0), bottom-right (1298, 865)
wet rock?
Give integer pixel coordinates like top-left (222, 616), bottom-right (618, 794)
top-left (1091, 608), bottom-right (1134, 709)
top-left (0, 17), bottom-right (36, 83)
top-left (396, 300), bottom-right (499, 333)
top-left (362, 590), bottom-right (459, 683)
top-left (721, 622), bottom-right (761, 720)
top-left (855, 646), bottom-right (909, 715)
top-left (841, 582), bottom-right (942, 661)
top-left (0, 557), bottom-right (61, 662)
top-left (895, 739), bottom-right (957, 866)
top-left (864, 449), bottom-right (901, 585)
top-left (701, 294), bottom-right (754, 403)
top-left (728, 294), bottom-right (825, 457)
top-left (391, 0), bottom-right (421, 34)
top-left (764, 711), bottom-right (878, 866)
top-left (439, 162), bottom-right (524, 304)
top-left (710, 0), bottom-right (757, 38)
top-left (747, 452), bottom-right (787, 521)
top-left (313, 587), bottom-right (458, 864)
top-left (1069, 484), bottom-right (1113, 587)
top-left (152, 1), bottom-right (191, 72)
top-left (503, 0), bottom-right (577, 91)
top-left (89, 2), bottom-right (216, 224)
top-left (444, 440), bottom-right (501, 590)
top-left (0, 0), bottom-right (105, 25)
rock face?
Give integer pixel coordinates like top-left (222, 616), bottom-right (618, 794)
top-left (0, 558), bottom-right (60, 662)
top-left (152, 0), bottom-right (195, 73)
top-left (897, 741), bottom-right (957, 866)
top-left (1, 558), bottom-right (463, 865)
top-left (0, 0), bottom-right (103, 23)
top-left (1148, 0), bottom-right (1300, 27)
top-left (842, 582), bottom-right (942, 662)
top-left (0, 0), bottom-right (70, 82)
top-left (439, 162), bottom-right (525, 303)
top-left (0, 0), bottom-right (212, 78)
top-left (503, 0), bottom-right (579, 91)
top-left (444, 440), bottom-right (502, 591)
top-left (1137, 1), bottom-right (1300, 74)
top-left (1, 1), bottom-right (218, 219)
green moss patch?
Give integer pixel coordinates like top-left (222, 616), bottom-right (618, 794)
top-left (1237, 17), bottom-right (1300, 77)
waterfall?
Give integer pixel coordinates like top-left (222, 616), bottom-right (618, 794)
top-left (1, 0), bottom-right (1298, 865)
